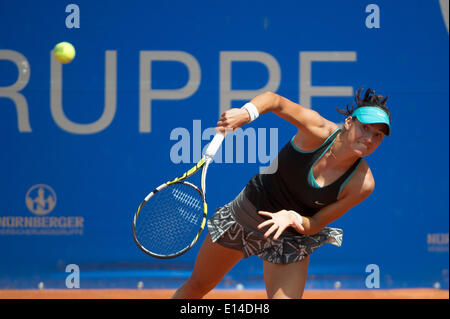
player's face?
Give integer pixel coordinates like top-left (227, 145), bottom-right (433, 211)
top-left (345, 118), bottom-right (385, 157)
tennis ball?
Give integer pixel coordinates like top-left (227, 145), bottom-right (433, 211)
top-left (53, 42), bottom-right (76, 64)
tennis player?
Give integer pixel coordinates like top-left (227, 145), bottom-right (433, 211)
top-left (172, 88), bottom-right (391, 299)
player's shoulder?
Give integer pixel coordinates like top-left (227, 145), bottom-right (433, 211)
top-left (294, 120), bottom-right (340, 151)
top-left (357, 159), bottom-right (375, 193)
top-left (340, 159), bottom-right (375, 200)
top-left (353, 159), bottom-right (375, 195)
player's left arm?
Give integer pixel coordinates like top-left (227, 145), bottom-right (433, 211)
top-left (295, 161), bottom-right (375, 235)
top-left (257, 161), bottom-right (375, 239)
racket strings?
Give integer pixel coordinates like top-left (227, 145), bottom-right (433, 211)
top-left (172, 187), bottom-right (202, 211)
top-left (135, 182), bottom-right (204, 256)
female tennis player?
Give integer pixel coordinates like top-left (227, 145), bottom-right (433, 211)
top-left (172, 88), bottom-right (391, 299)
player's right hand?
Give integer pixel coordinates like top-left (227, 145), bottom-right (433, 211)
top-left (216, 108), bottom-right (250, 133)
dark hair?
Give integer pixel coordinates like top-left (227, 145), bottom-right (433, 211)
top-left (337, 87), bottom-right (391, 122)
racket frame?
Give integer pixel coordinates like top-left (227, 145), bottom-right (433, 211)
top-left (132, 157), bottom-right (212, 259)
top-left (132, 132), bottom-right (223, 259)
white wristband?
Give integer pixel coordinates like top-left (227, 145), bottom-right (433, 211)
top-left (242, 102), bottom-right (259, 122)
top-left (290, 211), bottom-right (303, 225)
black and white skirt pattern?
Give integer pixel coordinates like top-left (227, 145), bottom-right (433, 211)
top-left (207, 195), bottom-right (343, 265)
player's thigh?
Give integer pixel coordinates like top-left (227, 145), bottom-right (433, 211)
top-left (263, 256), bottom-right (310, 299)
top-left (189, 234), bottom-right (243, 288)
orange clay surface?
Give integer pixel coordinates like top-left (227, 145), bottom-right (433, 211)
top-left (0, 288), bottom-right (448, 299)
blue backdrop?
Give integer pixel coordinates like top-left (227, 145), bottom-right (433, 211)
top-left (1, 0), bottom-right (448, 289)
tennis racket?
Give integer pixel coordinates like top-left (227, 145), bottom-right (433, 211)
top-left (132, 131), bottom-right (225, 259)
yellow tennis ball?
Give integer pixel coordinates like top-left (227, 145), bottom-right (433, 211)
top-left (53, 42), bottom-right (76, 64)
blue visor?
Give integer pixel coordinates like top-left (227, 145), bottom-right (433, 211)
top-left (352, 106), bottom-right (391, 136)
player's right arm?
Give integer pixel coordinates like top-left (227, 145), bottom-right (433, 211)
top-left (216, 92), bottom-right (337, 143)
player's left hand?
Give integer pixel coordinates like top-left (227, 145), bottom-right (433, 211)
top-left (257, 210), bottom-right (305, 240)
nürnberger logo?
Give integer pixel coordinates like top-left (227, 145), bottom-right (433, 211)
top-left (25, 184), bottom-right (57, 215)
top-left (0, 184), bottom-right (83, 236)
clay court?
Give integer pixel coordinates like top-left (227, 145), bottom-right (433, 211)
top-left (1, 288), bottom-right (448, 299)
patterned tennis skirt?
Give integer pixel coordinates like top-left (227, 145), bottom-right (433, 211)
top-left (207, 194), bottom-right (343, 265)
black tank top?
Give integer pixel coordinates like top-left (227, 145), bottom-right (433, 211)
top-left (243, 129), bottom-right (362, 217)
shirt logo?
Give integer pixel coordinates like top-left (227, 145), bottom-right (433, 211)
top-left (314, 200), bottom-right (326, 206)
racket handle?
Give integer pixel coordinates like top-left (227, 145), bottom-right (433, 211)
top-left (205, 132), bottom-right (225, 159)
